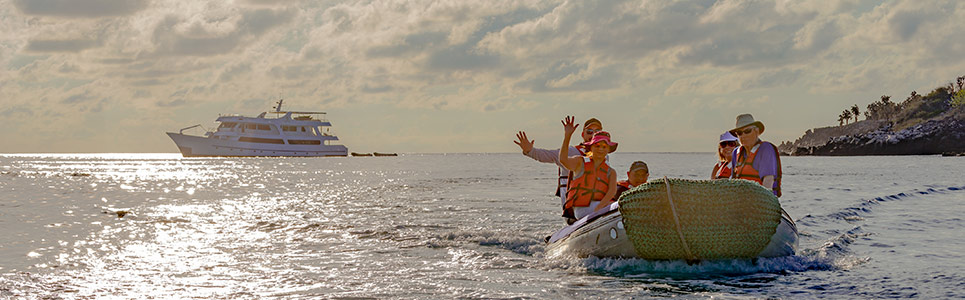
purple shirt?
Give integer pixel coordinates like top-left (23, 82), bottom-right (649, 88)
top-left (730, 141), bottom-right (780, 192)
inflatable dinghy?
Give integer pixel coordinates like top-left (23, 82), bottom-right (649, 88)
top-left (546, 178), bottom-right (798, 260)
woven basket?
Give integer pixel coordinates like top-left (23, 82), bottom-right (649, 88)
top-left (617, 178), bottom-right (782, 260)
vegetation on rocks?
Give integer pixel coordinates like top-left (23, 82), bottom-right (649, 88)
top-left (780, 75), bottom-right (965, 156)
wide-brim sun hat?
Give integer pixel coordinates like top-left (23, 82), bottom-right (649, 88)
top-left (729, 113), bottom-right (765, 135)
top-left (719, 131), bottom-right (738, 142)
top-left (580, 131), bottom-right (618, 153)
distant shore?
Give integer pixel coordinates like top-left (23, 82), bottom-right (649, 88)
top-left (779, 78), bottom-right (965, 156)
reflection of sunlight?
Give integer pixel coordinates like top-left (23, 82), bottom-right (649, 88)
top-left (57, 202), bottom-right (256, 297)
top-left (2, 154), bottom-right (239, 191)
top-left (0, 153), bottom-right (185, 159)
top-left (4, 153), bottom-right (413, 298)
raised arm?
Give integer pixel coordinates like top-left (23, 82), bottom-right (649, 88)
top-left (559, 116), bottom-right (583, 172)
top-left (595, 169), bottom-right (618, 211)
top-left (514, 131), bottom-right (535, 154)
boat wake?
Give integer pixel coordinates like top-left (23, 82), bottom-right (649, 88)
top-left (430, 230), bottom-right (546, 256)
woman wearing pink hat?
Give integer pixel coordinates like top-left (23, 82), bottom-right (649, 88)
top-left (558, 116), bottom-right (619, 220)
top-left (711, 131), bottom-right (739, 179)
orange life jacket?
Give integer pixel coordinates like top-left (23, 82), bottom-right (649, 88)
top-left (565, 158), bottom-right (612, 209)
top-left (733, 141), bottom-right (783, 197)
top-left (714, 161), bottom-right (732, 179)
top-left (617, 180), bottom-right (632, 189)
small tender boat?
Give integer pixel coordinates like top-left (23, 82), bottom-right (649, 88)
top-left (546, 178), bottom-right (798, 260)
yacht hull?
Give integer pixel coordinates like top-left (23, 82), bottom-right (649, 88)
top-left (167, 132), bottom-right (348, 157)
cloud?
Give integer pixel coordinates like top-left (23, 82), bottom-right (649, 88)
top-left (0, 106), bottom-right (34, 118)
top-left (239, 8), bottom-right (294, 36)
top-left (62, 91), bottom-right (96, 104)
top-left (361, 84), bottom-right (393, 93)
top-left (218, 63), bottom-right (252, 82)
top-left (887, 8), bottom-right (927, 41)
top-left (147, 8), bottom-right (293, 57)
top-left (426, 45), bottom-right (501, 71)
top-left (665, 69), bottom-right (802, 96)
top-left (240, 0), bottom-right (296, 6)
top-left (366, 32), bottom-right (448, 58)
top-left (156, 99), bottom-right (186, 107)
top-left (4, 0), bottom-right (965, 153)
top-left (25, 39), bottom-right (100, 53)
top-left (13, 0), bottom-right (149, 18)
top-left (268, 63), bottom-right (320, 80)
top-left (58, 62), bottom-right (80, 73)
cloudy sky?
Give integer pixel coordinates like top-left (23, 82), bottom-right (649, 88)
top-left (2, 0), bottom-right (964, 153)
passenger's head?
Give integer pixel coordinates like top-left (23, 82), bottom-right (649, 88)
top-left (581, 131), bottom-right (617, 160)
top-left (627, 161), bottom-right (649, 186)
top-left (717, 132), bottom-right (738, 161)
top-left (729, 114), bottom-right (764, 148)
top-left (581, 118), bottom-right (603, 143)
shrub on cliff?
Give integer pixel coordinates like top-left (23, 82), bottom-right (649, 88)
top-left (953, 89), bottom-right (965, 108)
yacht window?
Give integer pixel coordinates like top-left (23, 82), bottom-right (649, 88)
top-left (300, 127), bottom-right (306, 132)
top-left (219, 122), bottom-right (237, 129)
top-left (245, 124), bottom-right (257, 130)
top-left (288, 139), bottom-right (321, 145)
top-left (256, 124), bottom-right (271, 131)
top-left (282, 126), bottom-right (296, 132)
top-left (239, 137), bottom-right (285, 144)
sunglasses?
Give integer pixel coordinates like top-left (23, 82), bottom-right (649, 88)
top-left (584, 128), bottom-right (600, 135)
top-left (734, 127), bottom-right (756, 136)
top-left (719, 141), bottom-right (738, 147)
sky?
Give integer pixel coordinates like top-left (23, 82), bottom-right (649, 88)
top-left (2, 0), bottom-right (964, 153)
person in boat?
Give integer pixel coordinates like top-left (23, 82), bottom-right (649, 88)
top-left (515, 117), bottom-right (604, 223)
top-left (558, 116), bottom-right (619, 220)
top-left (729, 114), bottom-right (783, 197)
top-left (711, 132), bottom-right (739, 179)
top-left (616, 161), bottom-right (649, 197)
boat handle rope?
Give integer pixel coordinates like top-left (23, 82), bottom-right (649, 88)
top-left (664, 176), bottom-right (696, 261)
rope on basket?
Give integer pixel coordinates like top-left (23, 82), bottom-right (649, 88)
top-left (664, 176), bottom-right (696, 261)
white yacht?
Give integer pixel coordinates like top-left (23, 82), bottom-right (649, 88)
top-left (167, 100), bottom-right (349, 157)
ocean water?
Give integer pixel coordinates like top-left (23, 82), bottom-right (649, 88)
top-left (0, 153), bottom-right (962, 299)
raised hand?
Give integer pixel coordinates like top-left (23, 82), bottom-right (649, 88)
top-left (561, 116), bottom-right (578, 137)
top-left (514, 131), bottom-right (534, 154)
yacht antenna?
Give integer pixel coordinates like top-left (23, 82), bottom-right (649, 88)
top-left (273, 99), bottom-right (284, 112)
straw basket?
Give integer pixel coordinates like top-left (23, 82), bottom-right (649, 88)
top-left (617, 178), bottom-right (782, 260)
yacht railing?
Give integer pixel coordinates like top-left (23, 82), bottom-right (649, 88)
top-left (180, 124), bottom-right (202, 134)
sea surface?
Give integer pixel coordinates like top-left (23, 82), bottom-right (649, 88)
top-left (1, 153), bottom-right (963, 299)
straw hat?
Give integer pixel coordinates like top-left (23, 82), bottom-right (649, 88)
top-left (729, 114), bottom-right (765, 135)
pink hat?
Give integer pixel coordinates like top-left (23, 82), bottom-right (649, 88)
top-left (580, 131), bottom-right (618, 153)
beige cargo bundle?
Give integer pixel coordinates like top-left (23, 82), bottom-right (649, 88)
top-left (618, 178), bottom-right (782, 260)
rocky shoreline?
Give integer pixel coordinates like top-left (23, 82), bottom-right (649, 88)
top-left (780, 117), bottom-right (965, 156)
top-left (779, 87), bottom-right (965, 156)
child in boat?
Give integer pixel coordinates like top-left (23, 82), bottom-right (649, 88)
top-left (558, 116), bottom-right (618, 220)
top-left (515, 117), bottom-right (605, 224)
top-left (616, 161), bottom-right (649, 197)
